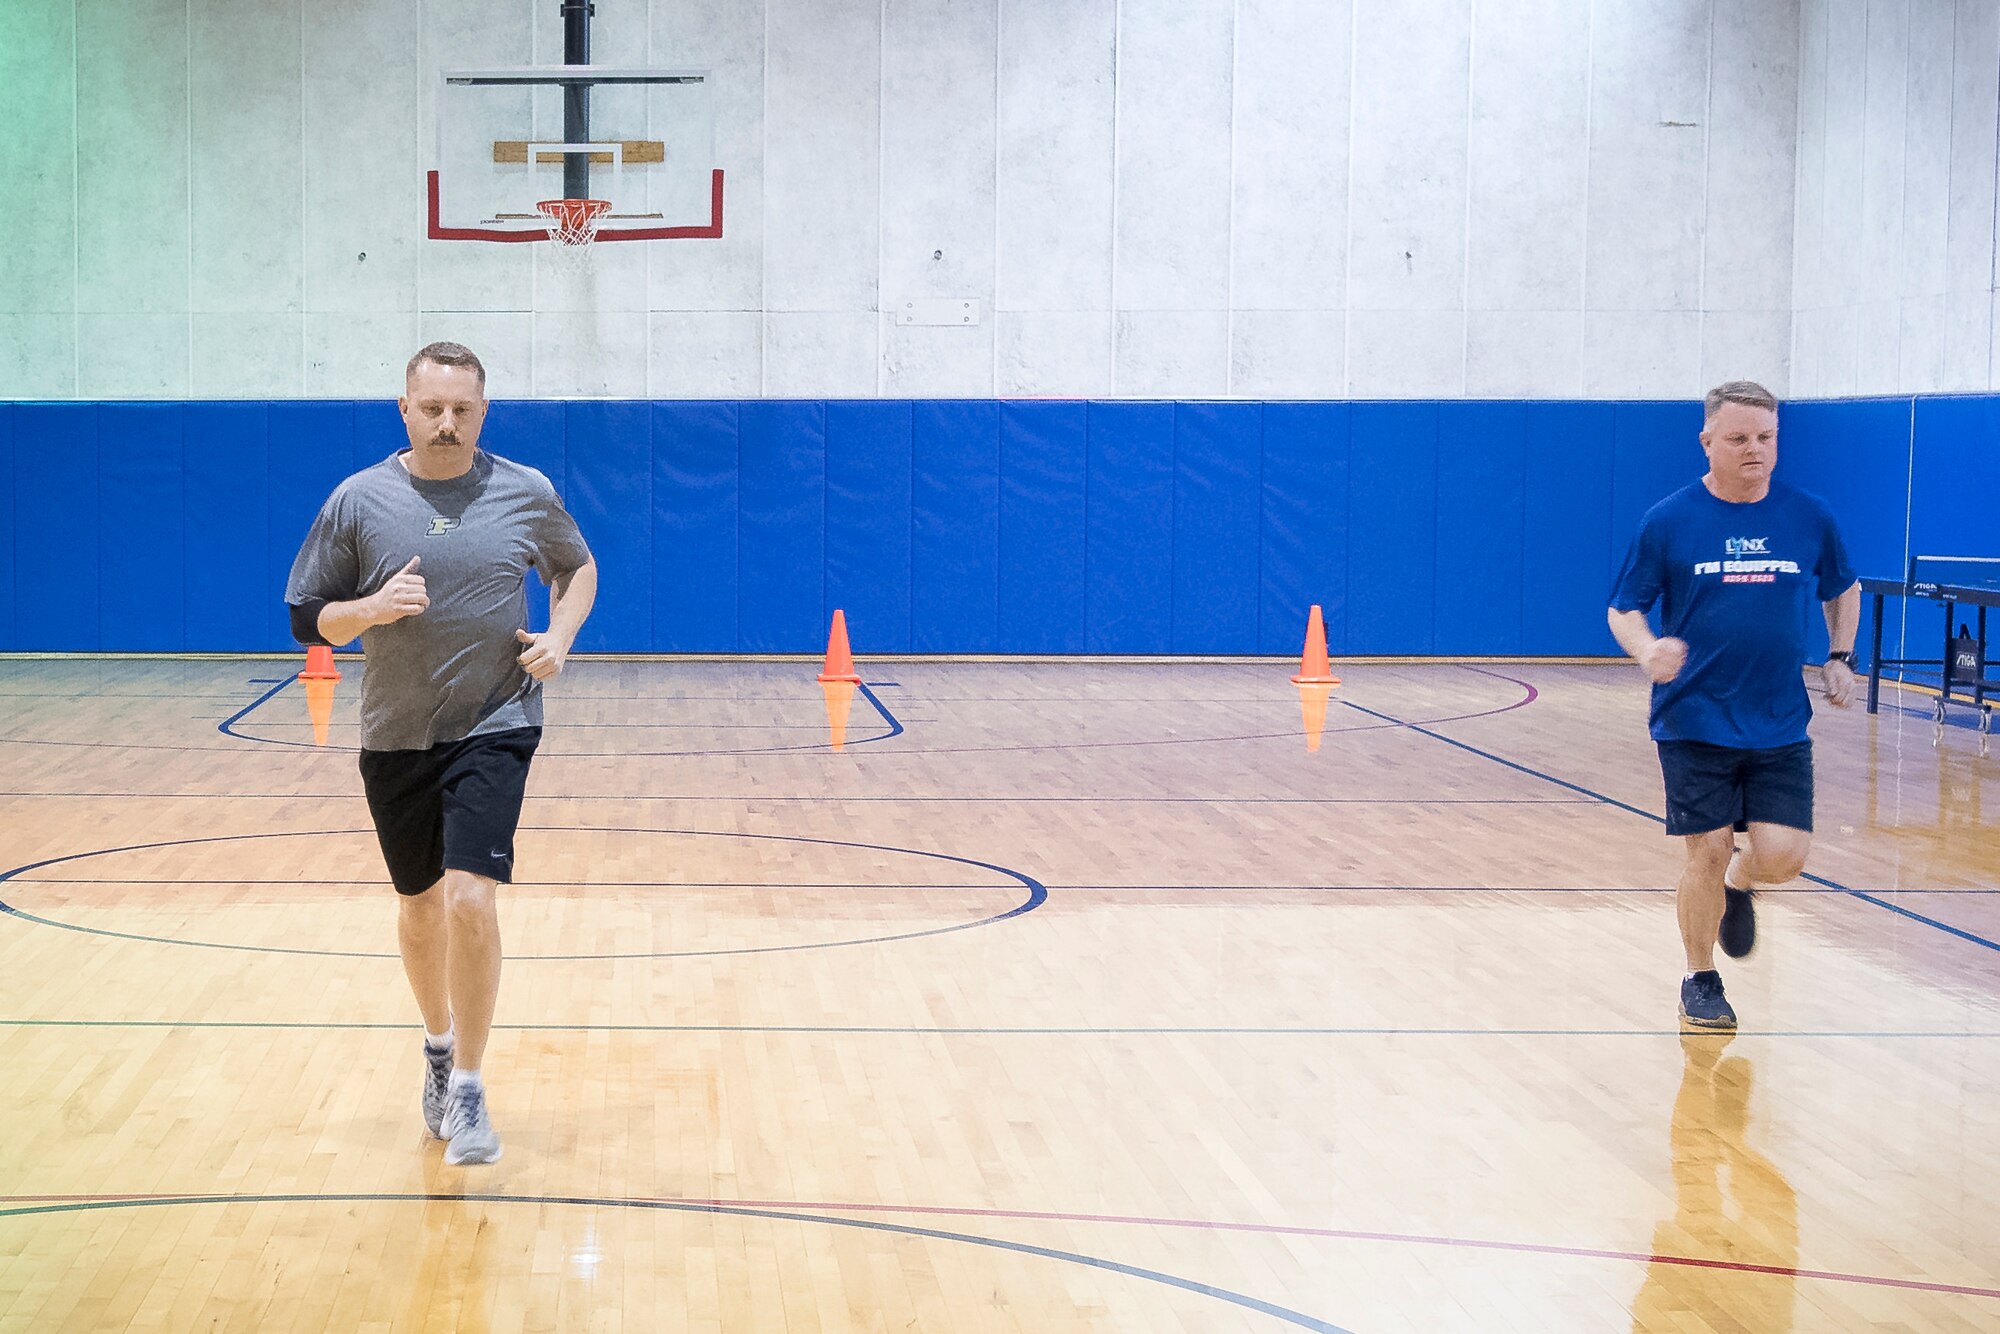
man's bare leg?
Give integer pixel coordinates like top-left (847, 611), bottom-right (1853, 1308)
top-left (1678, 828), bottom-right (1735, 971)
top-left (441, 869), bottom-right (502, 1074)
top-left (1677, 829), bottom-right (1738, 1029)
top-left (398, 880), bottom-right (456, 1139)
top-left (438, 868), bottom-right (504, 1164)
top-left (397, 881), bottom-right (452, 1035)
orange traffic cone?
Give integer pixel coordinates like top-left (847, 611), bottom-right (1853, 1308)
top-left (1291, 605), bottom-right (1338, 753)
top-left (817, 609), bottom-right (861, 683)
top-left (822, 679), bottom-right (858, 751)
top-left (300, 645), bottom-right (341, 746)
top-left (1291, 605), bottom-right (1340, 685)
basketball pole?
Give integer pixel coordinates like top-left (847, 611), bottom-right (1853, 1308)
top-left (561, 0), bottom-right (593, 200)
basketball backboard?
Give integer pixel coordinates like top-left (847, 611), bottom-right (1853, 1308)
top-left (429, 66), bottom-right (725, 243)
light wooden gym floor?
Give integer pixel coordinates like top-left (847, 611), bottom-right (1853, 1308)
top-left (1, 656), bottom-right (1995, 1332)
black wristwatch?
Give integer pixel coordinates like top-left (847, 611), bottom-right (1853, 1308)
top-left (1825, 650), bottom-right (1855, 667)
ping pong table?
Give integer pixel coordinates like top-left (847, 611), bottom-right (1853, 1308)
top-left (1861, 555), bottom-right (1999, 751)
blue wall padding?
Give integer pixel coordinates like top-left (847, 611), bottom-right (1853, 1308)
top-left (184, 405), bottom-right (272, 651)
top-left (17, 405), bottom-right (101, 649)
top-left (0, 406), bottom-right (14, 646)
top-left (1908, 396), bottom-right (2000, 570)
top-left (998, 401), bottom-right (1089, 654)
top-left (1172, 403), bottom-right (1262, 653)
top-left (98, 404), bottom-right (186, 651)
top-left (912, 402), bottom-right (1001, 652)
top-left (479, 399), bottom-right (567, 631)
top-left (1348, 402), bottom-right (1439, 654)
top-left (1609, 402), bottom-right (1705, 570)
top-left (1, 394), bottom-right (1972, 656)
top-left (1902, 395), bottom-right (2000, 666)
top-left (564, 400), bottom-right (652, 653)
top-left (1521, 402), bottom-right (1616, 654)
top-left (1434, 403), bottom-right (1526, 656)
top-left (265, 403), bottom-right (357, 650)
top-left (651, 401), bottom-right (740, 652)
top-left (1781, 397), bottom-right (1915, 662)
top-left (1085, 402), bottom-right (1176, 653)
top-left (479, 399), bottom-right (568, 494)
top-left (737, 401), bottom-right (825, 653)
top-left (826, 401), bottom-right (914, 654)
top-left (1259, 402), bottom-right (1349, 656)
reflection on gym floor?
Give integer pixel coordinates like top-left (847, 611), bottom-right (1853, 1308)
top-left (1632, 1035), bottom-right (1798, 1332)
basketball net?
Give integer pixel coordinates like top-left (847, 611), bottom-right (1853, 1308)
top-left (536, 198), bottom-right (611, 274)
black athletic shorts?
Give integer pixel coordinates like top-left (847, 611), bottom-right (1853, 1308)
top-left (357, 727), bottom-right (541, 896)
top-left (1656, 738), bottom-right (1813, 837)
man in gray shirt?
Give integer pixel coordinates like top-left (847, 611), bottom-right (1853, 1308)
top-left (285, 341), bottom-right (596, 1165)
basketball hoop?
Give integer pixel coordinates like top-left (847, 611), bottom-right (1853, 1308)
top-left (536, 197), bottom-right (611, 271)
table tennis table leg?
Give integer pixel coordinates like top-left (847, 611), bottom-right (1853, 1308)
top-left (1978, 605), bottom-right (1989, 711)
top-left (1867, 591), bottom-right (1884, 714)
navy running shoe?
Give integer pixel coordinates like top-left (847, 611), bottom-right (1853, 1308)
top-left (1679, 970), bottom-right (1738, 1030)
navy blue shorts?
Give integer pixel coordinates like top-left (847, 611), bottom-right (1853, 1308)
top-left (358, 727), bottom-right (541, 896)
top-left (1656, 738), bottom-right (1813, 837)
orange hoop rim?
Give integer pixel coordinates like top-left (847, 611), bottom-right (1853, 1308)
top-left (535, 197), bottom-right (612, 246)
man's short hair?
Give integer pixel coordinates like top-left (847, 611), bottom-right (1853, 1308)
top-left (1703, 380), bottom-right (1777, 421)
top-left (406, 341), bottom-right (486, 390)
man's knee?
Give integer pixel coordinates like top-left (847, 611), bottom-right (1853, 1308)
top-left (1682, 828), bottom-right (1735, 871)
top-left (400, 879), bottom-right (446, 927)
top-left (441, 868), bottom-right (499, 924)
top-left (1748, 828), bottom-right (1810, 883)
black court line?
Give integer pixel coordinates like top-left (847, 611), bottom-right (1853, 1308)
top-left (211, 677), bottom-right (908, 756)
top-left (226, 720), bottom-right (937, 730)
top-left (9, 878), bottom-right (1015, 888)
top-left (13, 879), bottom-right (1994, 896)
top-left (1339, 695), bottom-right (2000, 955)
top-left (3, 670), bottom-right (1520, 760)
top-left (0, 827), bottom-right (1045, 961)
top-left (0, 1192), bottom-right (1353, 1334)
top-left (4, 1018), bottom-right (1997, 1039)
top-left (0, 792), bottom-right (1603, 805)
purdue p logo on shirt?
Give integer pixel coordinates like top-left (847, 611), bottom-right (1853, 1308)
top-left (427, 516), bottom-right (460, 536)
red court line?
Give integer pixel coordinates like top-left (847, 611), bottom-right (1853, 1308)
top-left (6, 1191), bottom-right (1993, 1300)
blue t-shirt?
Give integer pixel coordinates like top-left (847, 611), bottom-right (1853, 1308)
top-left (1609, 480), bottom-right (1856, 748)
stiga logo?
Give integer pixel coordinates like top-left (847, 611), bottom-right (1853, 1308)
top-left (427, 516), bottom-right (460, 536)
top-left (1724, 536), bottom-right (1768, 556)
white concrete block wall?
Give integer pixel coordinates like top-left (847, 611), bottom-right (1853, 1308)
top-left (34, 0), bottom-right (1980, 403)
top-left (1791, 0), bottom-right (2000, 398)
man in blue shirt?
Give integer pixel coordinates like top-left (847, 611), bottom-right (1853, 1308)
top-left (1608, 380), bottom-right (1859, 1030)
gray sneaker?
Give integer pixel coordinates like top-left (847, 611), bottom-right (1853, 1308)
top-left (442, 1081), bottom-right (503, 1165)
top-left (422, 1041), bottom-right (453, 1138)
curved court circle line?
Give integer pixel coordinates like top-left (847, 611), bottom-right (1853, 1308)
top-left (0, 1191), bottom-right (1355, 1333)
top-left (5, 1188), bottom-right (1990, 1306)
top-left (215, 678), bottom-right (906, 756)
top-left (0, 827), bottom-right (1047, 961)
top-left (0, 670), bottom-right (1533, 758)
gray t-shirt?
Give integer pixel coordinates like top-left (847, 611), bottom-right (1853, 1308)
top-left (284, 450), bottom-right (593, 752)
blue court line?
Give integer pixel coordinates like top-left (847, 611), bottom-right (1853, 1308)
top-left (2, 1018), bottom-right (1996, 1038)
top-left (1338, 699), bottom-right (2000, 955)
top-left (0, 1192), bottom-right (1353, 1332)
top-left (215, 676), bottom-right (299, 744)
top-left (0, 827), bottom-right (1045, 961)
top-left (857, 681), bottom-right (904, 742)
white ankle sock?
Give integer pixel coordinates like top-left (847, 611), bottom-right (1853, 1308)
top-left (424, 1027), bottom-right (454, 1050)
top-left (449, 1068), bottom-right (483, 1092)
